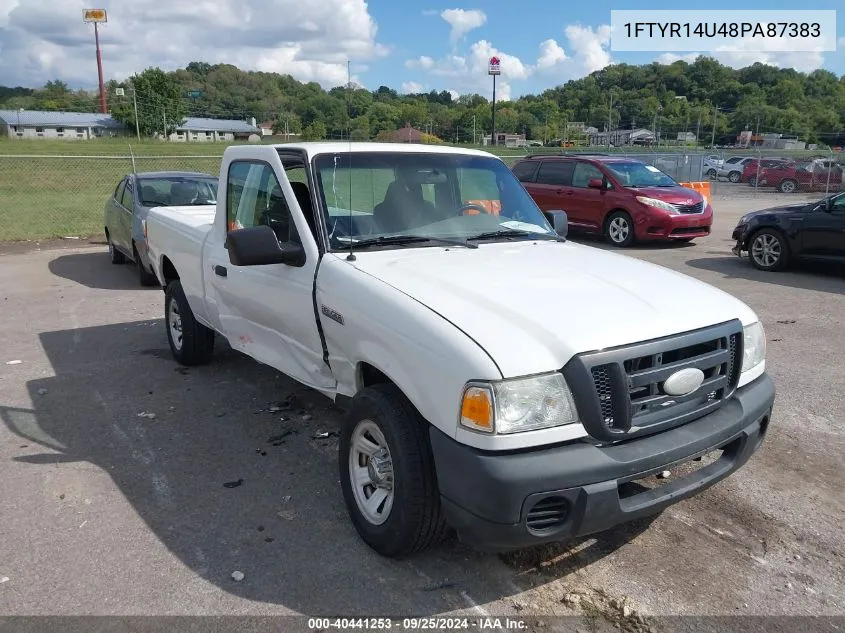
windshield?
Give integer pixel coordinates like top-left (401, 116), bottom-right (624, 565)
top-left (312, 152), bottom-right (555, 249)
top-left (605, 162), bottom-right (677, 188)
top-left (138, 176), bottom-right (218, 207)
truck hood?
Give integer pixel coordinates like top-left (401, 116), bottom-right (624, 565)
top-left (349, 241), bottom-right (758, 378)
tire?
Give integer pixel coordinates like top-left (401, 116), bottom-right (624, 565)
top-left (164, 280), bottom-right (215, 365)
top-left (728, 171), bottom-right (741, 183)
top-left (747, 176), bottom-right (757, 187)
top-left (706, 169), bottom-right (717, 178)
top-left (134, 244), bottom-right (159, 287)
top-left (107, 231), bottom-right (125, 264)
top-left (339, 384), bottom-right (447, 558)
top-left (605, 210), bottom-right (635, 247)
top-left (749, 228), bottom-right (790, 272)
top-left (778, 179), bottom-right (797, 194)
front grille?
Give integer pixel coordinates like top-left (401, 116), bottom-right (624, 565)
top-left (671, 226), bottom-right (710, 235)
top-left (563, 321), bottom-right (743, 442)
top-left (672, 201), bottom-right (705, 214)
top-left (525, 496), bottom-right (569, 532)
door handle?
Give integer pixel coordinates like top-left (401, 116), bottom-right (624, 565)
top-left (214, 265), bottom-right (227, 277)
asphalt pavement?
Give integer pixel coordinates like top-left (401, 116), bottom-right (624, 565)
top-left (0, 186), bottom-right (843, 624)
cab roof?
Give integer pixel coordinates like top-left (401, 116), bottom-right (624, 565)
top-left (262, 142), bottom-right (498, 160)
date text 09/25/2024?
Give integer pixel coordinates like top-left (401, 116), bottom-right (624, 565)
top-left (307, 618), bottom-right (528, 631)
top-left (623, 22), bottom-right (821, 39)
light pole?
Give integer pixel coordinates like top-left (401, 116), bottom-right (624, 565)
top-left (83, 9), bottom-right (108, 113)
top-left (15, 107), bottom-right (22, 138)
top-left (117, 86), bottom-right (141, 141)
top-left (607, 89), bottom-right (614, 148)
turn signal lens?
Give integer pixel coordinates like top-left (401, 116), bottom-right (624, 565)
top-left (460, 386), bottom-right (494, 433)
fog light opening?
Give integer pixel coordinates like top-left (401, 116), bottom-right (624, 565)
top-left (754, 416), bottom-right (770, 450)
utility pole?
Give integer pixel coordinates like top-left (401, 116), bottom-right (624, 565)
top-left (696, 112), bottom-right (702, 146)
top-left (132, 88), bottom-right (140, 141)
top-left (472, 115), bottom-right (476, 145)
top-left (163, 110), bottom-right (167, 140)
top-left (607, 90), bottom-right (614, 148)
top-left (755, 114), bottom-right (761, 144)
top-left (710, 105), bottom-right (718, 148)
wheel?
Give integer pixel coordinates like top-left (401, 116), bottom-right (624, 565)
top-left (747, 176), bottom-right (757, 187)
top-left (339, 384), bottom-right (447, 558)
top-left (749, 229), bottom-right (789, 272)
top-left (778, 179), bottom-right (797, 194)
top-left (605, 211), bottom-right (635, 247)
top-left (164, 280), bottom-right (215, 365)
top-left (134, 244), bottom-right (159, 287)
top-left (107, 232), bottom-right (125, 264)
top-left (728, 171), bottom-right (741, 183)
top-left (706, 169), bottom-right (717, 178)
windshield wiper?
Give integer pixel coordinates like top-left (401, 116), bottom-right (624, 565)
top-left (467, 228), bottom-right (564, 242)
top-left (347, 235), bottom-right (478, 249)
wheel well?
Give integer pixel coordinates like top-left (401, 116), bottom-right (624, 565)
top-left (359, 362), bottom-right (392, 389)
top-left (160, 256), bottom-right (179, 285)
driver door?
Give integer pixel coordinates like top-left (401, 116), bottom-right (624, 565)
top-left (800, 194), bottom-right (845, 258)
top-left (204, 149), bottom-right (335, 391)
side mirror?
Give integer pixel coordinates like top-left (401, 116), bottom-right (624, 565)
top-left (588, 178), bottom-right (604, 189)
top-left (542, 209), bottom-right (568, 238)
top-left (225, 225), bottom-right (305, 267)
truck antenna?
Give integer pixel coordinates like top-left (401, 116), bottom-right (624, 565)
top-left (345, 59), bottom-right (356, 261)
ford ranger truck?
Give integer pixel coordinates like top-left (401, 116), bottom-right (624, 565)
top-left (145, 143), bottom-right (776, 558)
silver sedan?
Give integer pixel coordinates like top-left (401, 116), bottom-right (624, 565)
top-left (104, 171), bottom-right (217, 286)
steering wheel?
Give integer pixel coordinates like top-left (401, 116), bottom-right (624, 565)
top-left (458, 202), bottom-right (492, 216)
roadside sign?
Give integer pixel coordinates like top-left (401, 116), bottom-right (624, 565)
top-left (186, 90), bottom-right (203, 98)
top-left (82, 8), bottom-right (107, 22)
top-left (115, 87), bottom-right (125, 97)
top-left (488, 56), bottom-right (501, 75)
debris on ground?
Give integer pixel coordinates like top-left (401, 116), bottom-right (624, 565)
top-left (257, 525), bottom-right (265, 532)
top-left (777, 319), bottom-right (797, 324)
top-left (59, 494), bottom-right (65, 500)
top-left (37, 388), bottom-right (48, 395)
top-left (656, 470), bottom-right (671, 479)
top-left (281, 495), bottom-right (292, 503)
top-left (312, 431), bottom-right (337, 440)
top-left (277, 509), bottom-right (296, 521)
top-left (5, 360), bottom-right (22, 365)
top-left (174, 367), bottom-right (190, 375)
top-left (562, 592), bottom-right (582, 606)
top-left (255, 449), bottom-right (267, 456)
top-left (231, 571), bottom-right (245, 582)
top-left (422, 581), bottom-right (457, 592)
top-left (265, 537), bottom-right (274, 543)
top-left (0, 577), bottom-right (9, 584)
top-left (223, 479), bottom-right (244, 489)
top-left (137, 411), bottom-right (157, 419)
top-left (302, 413), bottom-right (313, 421)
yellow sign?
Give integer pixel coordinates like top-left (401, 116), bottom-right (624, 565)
top-left (82, 9), bottom-right (108, 23)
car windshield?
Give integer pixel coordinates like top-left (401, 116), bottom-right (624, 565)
top-left (604, 161), bottom-right (677, 188)
top-left (312, 152), bottom-right (555, 250)
top-left (137, 176), bottom-right (218, 206)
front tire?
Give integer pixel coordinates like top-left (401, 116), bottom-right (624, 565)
top-left (728, 171), bottom-right (741, 183)
top-left (107, 232), bottom-right (125, 264)
top-left (749, 229), bottom-right (789, 272)
top-left (779, 179), bottom-right (797, 194)
top-left (135, 244), bottom-right (159, 287)
top-left (164, 280), bottom-right (215, 365)
top-left (706, 169), bottom-right (717, 178)
top-left (605, 211), bottom-right (635, 247)
top-left (339, 384), bottom-right (447, 558)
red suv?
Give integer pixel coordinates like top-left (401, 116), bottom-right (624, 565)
top-left (511, 155), bottom-right (713, 247)
top-left (741, 158), bottom-right (788, 185)
top-left (759, 159), bottom-right (844, 193)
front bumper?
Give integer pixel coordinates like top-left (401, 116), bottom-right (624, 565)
top-left (634, 206), bottom-right (713, 241)
top-left (430, 373), bottom-right (775, 552)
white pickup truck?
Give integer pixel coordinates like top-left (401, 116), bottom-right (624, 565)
top-left (145, 142), bottom-right (775, 558)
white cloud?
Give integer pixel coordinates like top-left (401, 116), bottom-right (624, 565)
top-left (536, 39), bottom-right (567, 71)
top-left (401, 81), bottom-right (425, 94)
top-left (440, 8), bottom-right (486, 47)
top-left (709, 35), bottom-right (830, 73)
top-left (0, 0), bottom-right (386, 89)
top-left (656, 52), bottom-right (702, 64)
top-left (405, 55), bottom-right (435, 70)
top-left (564, 24), bottom-right (612, 75)
top-left (447, 89), bottom-right (459, 100)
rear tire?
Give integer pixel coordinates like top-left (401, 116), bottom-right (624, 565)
top-left (164, 280), bottom-right (215, 365)
top-left (605, 211), bottom-right (635, 247)
top-left (706, 169), bottom-right (717, 178)
top-left (107, 232), bottom-right (125, 264)
top-left (339, 384), bottom-right (447, 558)
top-left (749, 228), bottom-right (790, 272)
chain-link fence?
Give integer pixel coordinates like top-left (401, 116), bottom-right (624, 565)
top-left (2, 145), bottom-right (842, 241)
top-left (0, 153), bottom-right (223, 241)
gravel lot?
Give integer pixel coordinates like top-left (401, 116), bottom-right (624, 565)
top-left (1, 185), bottom-right (843, 626)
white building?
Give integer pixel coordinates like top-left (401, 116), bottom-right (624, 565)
top-left (168, 117), bottom-right (261, 142)
top-left (0, 109), bottom-right (127, 139)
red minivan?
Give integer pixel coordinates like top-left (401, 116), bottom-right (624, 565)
top-left (511, 155), bottom-right (713, 247)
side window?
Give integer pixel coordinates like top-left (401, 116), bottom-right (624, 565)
top-left (121, 181), bottom-right (134, 209)
top-left (227, 161), bottom-right (300, 244)
top-left (831, 195), bottom-right (845, 212)
top-left (535, 161), bottom-right (574, 186)
top-left (114, 179), bottom-right (126, 202)
top-left (511, 161), bottom-right (539, 182)
top-left (571, 162), bottom-right (604, 188)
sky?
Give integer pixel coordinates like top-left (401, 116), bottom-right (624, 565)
top-left (0, 0), bottom-right (843, 101)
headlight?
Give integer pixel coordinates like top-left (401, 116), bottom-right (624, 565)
top-left (742, 321), bottom-right (766, 373)
top-left (459, 373), bottom-right (578, 434)
top-left (636, 196), bottom-right (678, 213)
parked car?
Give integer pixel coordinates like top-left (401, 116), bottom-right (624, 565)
top-left (511, 155), bottom-right (712, 246)
top-left (741, 158), bottom-right (789, 186)
top-left (145, 142), bottom-right (774, 558)
top-left (716, 156), bottom-right (755, 182)
top-left (104, 171), bottom-right (218, 285)
top-left (703, 155), bottom-right (724, 178)
top-left (731, 192), bottom-right (845, 271)
top-left (758, 159), bottom-right (844, 193)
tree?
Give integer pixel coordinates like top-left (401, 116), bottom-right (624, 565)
top-left (301, 121), bottom-right (327, 141)
top-left (110, 67), bottom-right (189, 137)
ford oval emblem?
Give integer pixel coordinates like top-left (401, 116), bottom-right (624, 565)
top-left (663, 367), bottom-right (705, 396)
